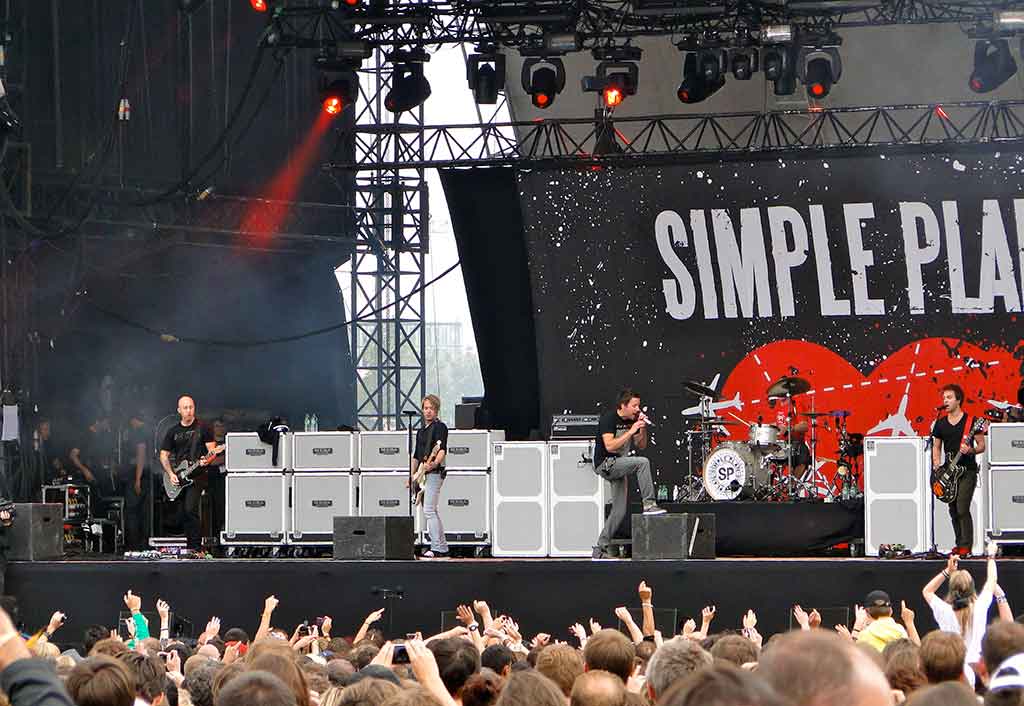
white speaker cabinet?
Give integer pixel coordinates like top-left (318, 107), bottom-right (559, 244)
top-left (864, 436), bottom-right (928, 556)
top-left (415, 471), bottom-right (491, 545)
top-left (221, 473), bottom-right (287, 545)
top-left (547, 440), bottom-right (610, 557)
top-left (358, 471), bottom-right (412, 517)
top-left (225, 432), bottom-right (289, 472)
top-left (289, 472), bottom-right (355, 544)
top-left (292, 432), bottom-right (356, 472)
top-left (491, 442), bottom-right (548, 557)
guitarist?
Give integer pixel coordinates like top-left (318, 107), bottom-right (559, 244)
top-left (410, 394), bottom-right (449, 559)
top-left (159, 396), bottom-right (217, 550)
top-left (931, 384), bottom-right (987, 557)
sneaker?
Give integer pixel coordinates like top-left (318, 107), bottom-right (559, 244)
top-left (420, 550), bottom-right (450, 559)
top-left (592, 546), bottom-right (613, 559)
top-left (643, 502), bottom-right (667, 515)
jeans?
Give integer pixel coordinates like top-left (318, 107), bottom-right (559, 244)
top-left (949, 469), bottom-right (977, 549)
top-left (183, 484), bottom-right (203, 549)
top-left (423, 473), bottom-right (448, 553)
top-left (595, 456), bottom-right (656, 549)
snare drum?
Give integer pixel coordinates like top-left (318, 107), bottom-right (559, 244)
top-left (703, 442), bottom-right (760, 500)
top-left (748, 424), bottom-right (779, 450)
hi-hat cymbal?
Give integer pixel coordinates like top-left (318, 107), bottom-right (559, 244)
top-left (682, 379), bottom-right (721, 400)
top-left (766, 376), bottom-right (811, 397)
top-left (829, 409), bottom-right (852, 418)
top-left (800, 411), bottom-right (833, 418)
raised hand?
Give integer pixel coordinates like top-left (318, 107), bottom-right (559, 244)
top-left (793, 605), bottom-right (810, 631)
top-left (166, 650), bottom-right (182, 675)
top-left (853, 604), bottom-right (868, 630)
top-left (205, 617), bottom-right (221, 638)
top-left (682, 618), bottom-right (697, 637)
top-left (638, 581), bottom-right (653, 602)
top-left (370, 641), bottom-right (395, 667)
top-left (123, 590), bottom-right (142, 613)
top-left (473, 600), bottom-right (490, 616)
top-left (223, 641), bottom-right (241, 665)
top-left (365, 608), bottom-right (385, 625)
top-left (46, 611), bottom-right (66, 635)
top-left (531, 633), bottom-right (551, 648)
top-left (701, 605), bottom-right (716, 626)
top-left (321, 616), bottom-right (333, 637)
top-left (742, 610), bottom-right (757, 630)
top-left (157, 600), bottom-right (170, 622)
top-left (900, 600), bottom-right (915, 625)
top-left (809, 609), bottom-right (822, 629)
top-left (947, 553), bottom-right (959, 574)
top-left (588, 618), bottom-right (602, 635)
top-left (987, 540), bottom-right (999, 558)
top-left (505, 619), bottom-right (522, 643)
top-left (835, 624), bottom-right (852, 640)
top-left (264, 595), bottom-right (279, 614)
top-left (626, 663), bottom-right (645, 694)
top-left (456, 604), bottom-right (475, 627)
top-left (615, 606), bottom-right (633, 624)
top-left (570, 623), bottom-right (588, 646)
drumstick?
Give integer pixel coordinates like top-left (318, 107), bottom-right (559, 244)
top-left (728, 412), bottom-right (753, 426)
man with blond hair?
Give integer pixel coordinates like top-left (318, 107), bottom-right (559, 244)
top-left (412, 394), bottom-right (449, 558)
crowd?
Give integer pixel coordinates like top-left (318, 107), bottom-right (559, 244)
top-left (2, 544), bottom-right (1024, 706)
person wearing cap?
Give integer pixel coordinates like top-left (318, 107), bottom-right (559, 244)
top-left (853, 590), bottom-right (908, 652)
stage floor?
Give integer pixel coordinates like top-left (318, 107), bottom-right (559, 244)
top-left (9, 555), bottom-right (1022, 649)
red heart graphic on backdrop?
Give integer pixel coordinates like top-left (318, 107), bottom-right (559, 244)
top-left (718, 337), bottom-right (1023, 492)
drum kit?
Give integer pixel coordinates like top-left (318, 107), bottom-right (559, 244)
top-left (680, 377), bottom-right (865, 503)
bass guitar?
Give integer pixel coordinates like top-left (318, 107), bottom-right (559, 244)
top-left (163, 445), bottom-right (225, 501)
top-left (411, 440), bottom-right (442, 506)
top-left (931, 417), bottom-right (987, 503)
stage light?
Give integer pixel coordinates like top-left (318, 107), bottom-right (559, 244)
top-left (969, 39), bottom-right (1017, 93)
top-left (582, 60), bottom-right (638, 108)
top-left (760, 24), bottom-right (794, 44)
top-left (730, 48), bottom-right (758, 80)
top-left (522, 58), bottom-right (566, 109)
top-left (320, 79), bottom-right (356, 115)
top-left (250, 0), bottom-right (268, 11)
top-left (676, 51), bottom-right (724, 104)
top-left (699, 50), bottom-right (722, 81)
top-left (385, 62), bottom-right (431, 112)
top-left (762, 46), bottom-right (796, 95)
top-left (316, 55), bottom-right (359, 117)
top-left (467, 50), bottom-right (506, 104)
top-left (798, 47), bottom-right (841, 99)
top-left (602, 72), bottom-right (634, 107)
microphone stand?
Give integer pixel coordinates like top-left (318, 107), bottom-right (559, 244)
top-left (403, 411), bottom-right (418, 522)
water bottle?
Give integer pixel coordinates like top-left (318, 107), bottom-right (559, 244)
top-left (657, 484), bottom-right (668, 501)
top-left (311, 414), bottom-right (319, 432)
top-left (304, 414), bottom-right (311, 432)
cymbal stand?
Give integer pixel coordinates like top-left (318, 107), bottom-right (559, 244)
top-left (799, 398), bottom-right (835, 501)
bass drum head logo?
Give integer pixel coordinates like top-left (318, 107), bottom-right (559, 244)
top-left (702, 447), bottom-right (748, 500)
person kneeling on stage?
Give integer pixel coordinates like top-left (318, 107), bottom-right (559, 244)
top-left (593, 389), bottom-right (665, 560)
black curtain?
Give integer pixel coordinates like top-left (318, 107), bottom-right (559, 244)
top-left (439, 167), bottom-right (540, 439)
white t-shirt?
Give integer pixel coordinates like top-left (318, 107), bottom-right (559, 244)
top-left (926, 588), bottom-right (994, 685)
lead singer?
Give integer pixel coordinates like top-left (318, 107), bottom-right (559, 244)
top-left (412, 394), bottom-right (449, 559)
top-left (593, 388), bottom-right (666, 559)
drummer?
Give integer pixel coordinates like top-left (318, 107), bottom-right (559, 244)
top-left (774, 404), bottom-right (812, 475)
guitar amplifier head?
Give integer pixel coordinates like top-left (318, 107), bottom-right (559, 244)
top-left (550, 414), bottom-right (600, 440)
top-left (226, 432), bottom-right (288, 472)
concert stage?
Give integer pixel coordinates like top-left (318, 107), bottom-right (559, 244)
top-left (9, 555), bottom-right (1022, 649)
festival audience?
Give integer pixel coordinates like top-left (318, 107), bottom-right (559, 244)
top-left (1, 542), bottom-right (1023, 706)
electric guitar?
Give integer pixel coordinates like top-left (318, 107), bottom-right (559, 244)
top-left (411, 440), bottom-right (442, 506)
top-left (931, 417), bottom-right (987, 504)
top-left (163, 445), bottom-right (225, 501)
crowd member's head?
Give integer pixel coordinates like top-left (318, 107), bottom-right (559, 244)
top-left (381, 686), bottom-right (446, 706)
top-left (495, 670), bottom-right (564, 706)
top-left (583, 629), bottom-right (635, 683)
top-left (865, 590), bottom-right (894, 619)
top-left (118, 651), bottom-right (167, 705)
top-left (535, 644), bottom-right (584, 699)
top-left (905, 682), bottom-right (978, 706)
top-left (224, 628), bottom-right (250, 645)
top-left (91, 636), bottom-right (130, 658)
top-left (249, 653), bottom-right (312, 706)
top-left (657, 663), bottom-right (785, 706)
top-left (709, 634), bottom-right (759, 667)
top-left (66, 655), bottom-right (136, 706)
top-left (920, 631), bottom-right (967, 684)
top-left (212, 662), bottom-right (247, 702)
top-left (981, 620), bottom-right (1024, 684)
top-left (985, 653), bottom-right (1024, 706)
top-left (333, 677), bottom-right (400, 705)
top-left (462, 670), bottom-right (504, 706)
top-left (429, 636), bottom-right (481, 699)
top-left (326, 659), bottom-right (356, 687)
top-left (184, 662), bottom-right (221, 706)
top-left (644, 637), bottom-right (713, 702)
top-left (83, 625), bottom-right (110, 655)
top-left (881, 639), bottom-right (917, 664)
top-left (198, 643), bottom-right (222, 661)
top-left (634, 641), bottom-right (656, 671)
top-left (758, 629), bottom-right (891, 706)
top-left (884, 646), bottom-right (927, 700)
top-left (947, 570), bottom-right (979, 638)
top-left (349, 643), bottom-right (380, 670)
top-left (482, 644), bottom-right (515, 678)
top-left (570, 669), bottom-right (625, 706)
top-left (215, 670), bottom-right (297, 706)
top-left (185, 654), bottom-right (216, 677)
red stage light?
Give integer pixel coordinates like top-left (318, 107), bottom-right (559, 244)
top-left (534, 92), bottom-right (550, 108)
top-left (250, 0), bottom-right (268, 12)
top-left (809, 82), bottom-right (825, 97)
top-left (323, 96), bottom-right (344, 115)
top-left (343, 0), bottom-right (360, 4)
top-left (603, 87), bottom-right (623, 107)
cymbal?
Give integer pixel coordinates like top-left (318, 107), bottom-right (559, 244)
top-left (800, 411), bottom-right (833, 418)
top-left (699, 418), bottom-right (745, 426)
top-left (766, 376), bottom-right (811, 397)
top-left (829, 409), bottom-right (852, 418)
top-left (682, 380), bottom-right (720, 400)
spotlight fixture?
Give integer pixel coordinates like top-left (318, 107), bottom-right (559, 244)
top-left (582, 61), bottom-right (639, 108)
top-left (969, 39), bottom-right (1017, 93)
top-left (677, 51), bottom-right (725, 103)
top-left (385, 62), bottom-right (431, 112)
top-left (522, 58), bottom-right (566, 109)
top-left (798, 47), bottom-right (841, 99)
top-left (760, 24), bottom-right (794, 44)
top-left (730, 48), bottom-right (758, 80)
top-left (316, 54), bottom-right (360, 116)
top-left (467, 50), bottom-right (506, 104)
top-left (762, 45), bottom-right (796, 96)
top-left (250, 0), bottom-right (268, 11)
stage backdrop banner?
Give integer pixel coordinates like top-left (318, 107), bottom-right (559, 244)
top-left (517, 149), bottom-right (1024, 490)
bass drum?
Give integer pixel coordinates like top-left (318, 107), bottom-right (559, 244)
top-left (703, 442), bottom-right (760, 500)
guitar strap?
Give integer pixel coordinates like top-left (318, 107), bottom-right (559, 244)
top-left (959, 415), bottom-right (975, 454)
top-left (188, 420), bottom-right (202, 462)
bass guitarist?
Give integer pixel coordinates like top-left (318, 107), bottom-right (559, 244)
top-left (159, 396), bottom-right (217, 550)
top-left (931, 384), bottom-right (987, 557)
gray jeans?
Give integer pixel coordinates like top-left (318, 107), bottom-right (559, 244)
top-left (423, 472), bottom-right (448, 553)
top-left (595, 455), bottom-right (655, 548)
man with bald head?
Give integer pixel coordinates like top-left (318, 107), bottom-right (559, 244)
top-left (159, 396), bottom-right (216, 549)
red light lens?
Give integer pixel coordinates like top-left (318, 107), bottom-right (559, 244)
top-left (250, 0), bottom-right (268, 12)
top-left (810, 83), bottom-right (825, 97)
top-left (603, 87), bottom-right (623, 107)
top-left (323, 97), bottom-right (343, 115)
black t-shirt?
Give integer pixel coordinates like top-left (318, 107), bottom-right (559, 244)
top-left (594, 411), bottom-right (634, 468)
top-left (74, 428), bottom-right (115, 470)
top-left (414, 420), bottom-right (449, 474)
top-left (160, 421), bottom-right (214, 465)
top-left (931, 414), bottom-right (979, 471)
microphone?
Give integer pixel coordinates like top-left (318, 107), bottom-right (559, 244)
top-left (402, 410), bottom-right (419, 416)
top-left (935, 405), bottom-right (947, 411)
